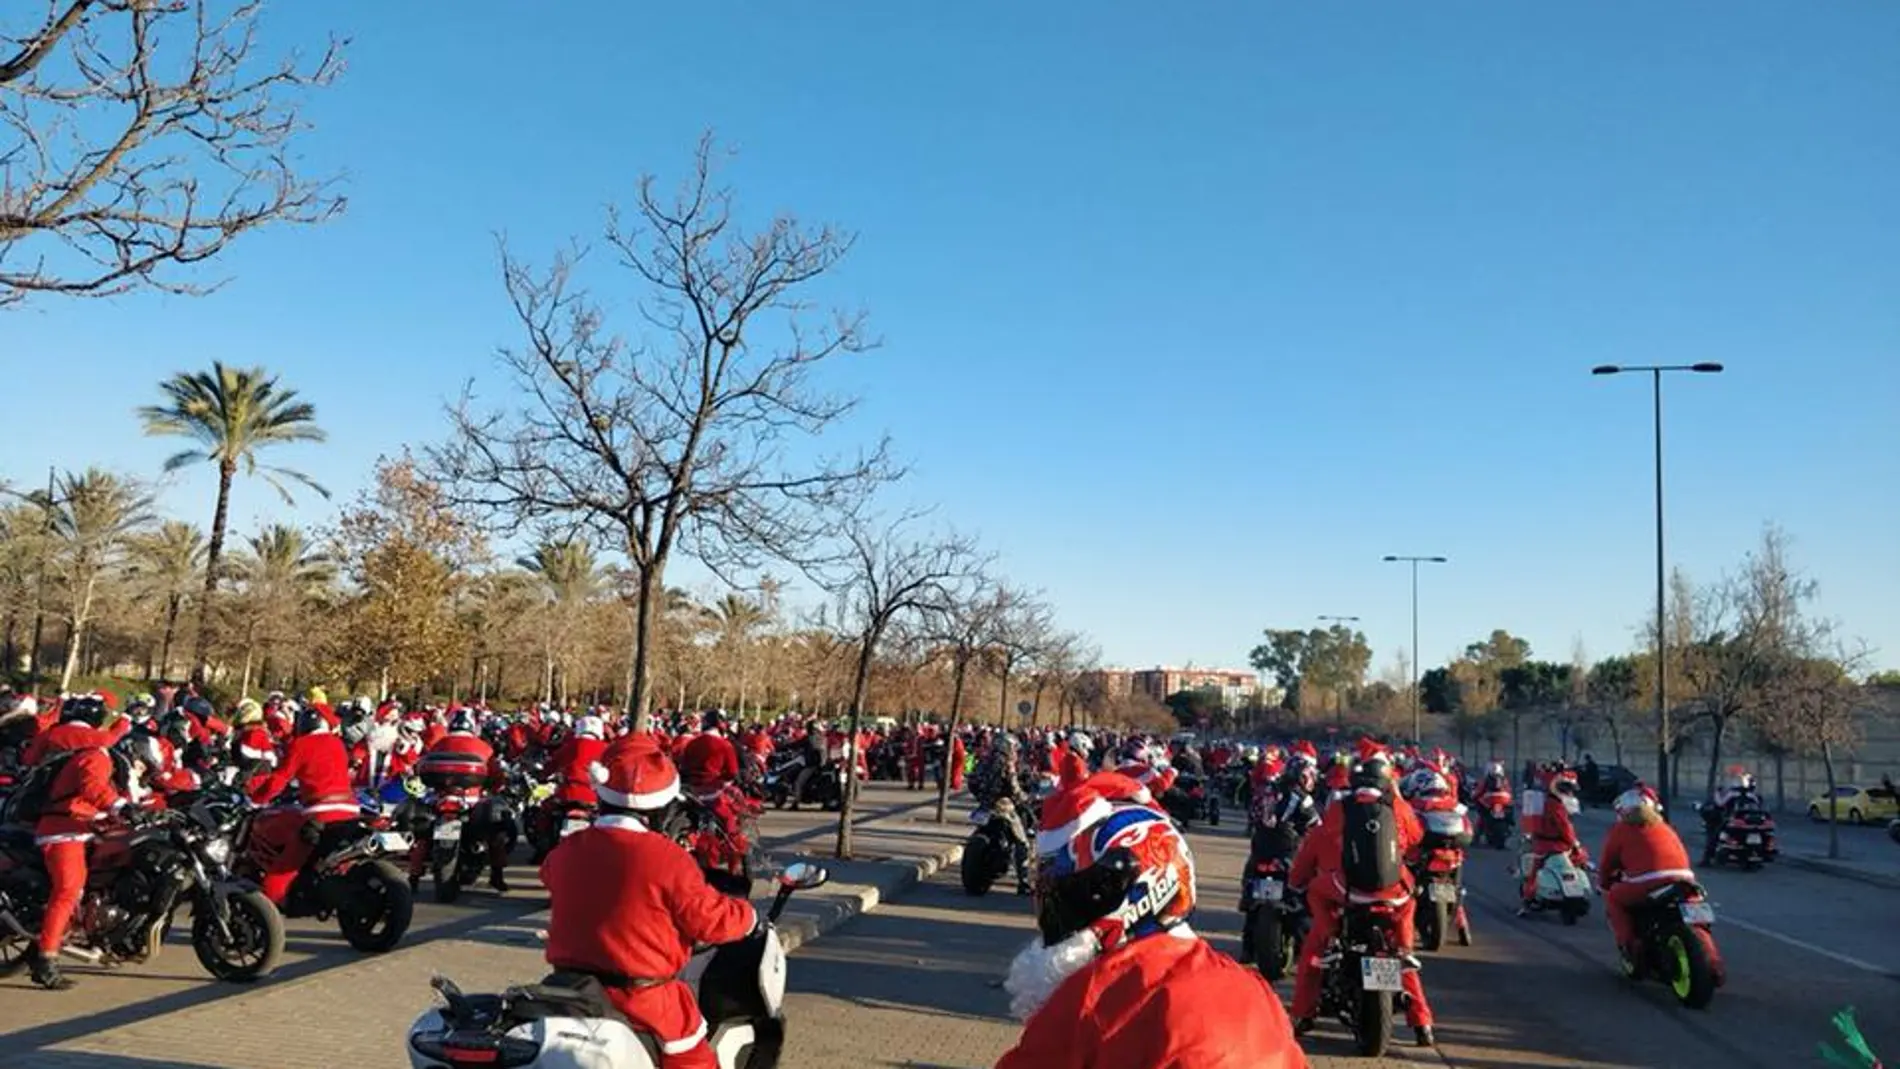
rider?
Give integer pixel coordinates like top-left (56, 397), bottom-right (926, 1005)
top-left (1055, 731), bottom-right (1092, 788)
top-left (415, 708), bottom-right (511, 892)
top-left (1598, 785), bottom-right (1703, 968)
top-left (540, 733), bottom-right (757, 1068)
top-left (993, 772), bottom-right (1308, 1069)
top-left (247, 704), bottom-right (359, 906)
top-left (1701, 770), bottom-right (1763, 865)
top-left (679, 710), bottom-right (741, 796)
top-left (1288, 748), bottom-right (1435, 1047)
top-left (549, 713), bottom-right (610, 807)
top-left (1520, 764), bottom-right (1588, 911)
top-left (20, 695), bottom-right (127, 990)
top-left (1239, 752), bottom-right (1320, 962)
top-left (970, 734), bottom-right (1034, 895)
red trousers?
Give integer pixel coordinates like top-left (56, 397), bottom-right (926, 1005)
top-left (606, 978), bottom-right (715, 1068)
top-left (1291, 881), bottom-right (1433, 1028)
top-left (37, 840), bottom-right (88, 953)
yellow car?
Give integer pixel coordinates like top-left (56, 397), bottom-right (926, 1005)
top-left (1805, 785), bottom-right (1900, 824)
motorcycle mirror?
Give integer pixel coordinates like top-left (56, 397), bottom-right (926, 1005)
top-left (779, 861), bottom-right (829, 890)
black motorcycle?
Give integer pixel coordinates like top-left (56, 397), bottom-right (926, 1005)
top-left (1622, 878), bottom-right (1724, 1009)
top-left (961, 798), bottom-right (1028, 897)
top-left (0, 786), bottom-right (284, 981)
top-left (1240, 853), bottom-right (1308, 982)
top-left (1316, 901), bottom-right (1421, 1057)
top-left (1161, 773), bottom-right (1220, 828)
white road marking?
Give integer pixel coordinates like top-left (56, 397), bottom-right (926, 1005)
top-left (1717, 913), bottom-right (1899, 979)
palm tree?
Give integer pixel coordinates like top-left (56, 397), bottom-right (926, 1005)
top-left (231, 524), bottom-right (335, 696)
top-left (138, 362), bottom-right (328, 682)
top-left (710, 593), bottom-right (768, 714)
top-left (127, 520), bottom-right (207, 679)
top-left (51, 469), bottom-right (156, 689)
top-left (517, 541), bottom-right (603, 705)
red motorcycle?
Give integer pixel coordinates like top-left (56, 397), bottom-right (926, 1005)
top-left (1476, 789), bottom-right (1514, 850)
top-left (1411, 807), bottom-right (1474, 951)
top-left (675, 784), bottom-right (762, 897)
top-left (1707, 806), bottom-right (1778, 871)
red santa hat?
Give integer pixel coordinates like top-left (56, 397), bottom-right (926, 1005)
top-left (1034, 772), bottom-right (1153, 856)
top-left (589, 734), bottom-right (682, 810)
top-left (1354, 735), bottom-right (1387, 764)
top-left (1291, 740), bottom-right (1319, 761)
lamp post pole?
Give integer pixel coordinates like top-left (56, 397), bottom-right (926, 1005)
top-left (1591, 361), bottom-right (1723, 816)
top-left (1382, 555), bottom-right (1447, 744)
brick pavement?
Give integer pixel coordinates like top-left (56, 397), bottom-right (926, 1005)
top-left (2, 784), bottom-right (967, 1069)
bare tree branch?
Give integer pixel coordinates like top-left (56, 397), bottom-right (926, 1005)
top-left (0, 0), bottom-right (345, 306)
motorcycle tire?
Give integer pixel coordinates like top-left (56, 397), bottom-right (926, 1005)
top-left (1421, 898), bottom-right (1449, 952)
top-left (1355, 988), bottom-right (1393, 1058)
top-left (1561, 899), bottom-right (1585, 926)
top-left (432, 858), bottom-right (460, 904)
top-left (1251, 908), bottom-right (1287, 983)
top-left (337, 860), bottom-right (414, 953)
top-left (960, 834), bottom-right (997, 897)
top-left (191, 889), bottom-right (286, 983)
top-left (1665, 925), bottom-right (1719, 1009)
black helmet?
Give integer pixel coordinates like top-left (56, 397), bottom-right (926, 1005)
top-left (60, 695), bottom-right (113, 728)
top-left (703, 708), bottom-right (728, 733)
top-left (1350, 754), bottom-right (1394, 793)
top-left (293, 705), bottom-right (330, 736)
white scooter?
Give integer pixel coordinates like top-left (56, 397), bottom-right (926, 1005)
top-left (1517, 847), bottom-right (1593, 924)
top-left (405, 863), bottom-right (828, 1069)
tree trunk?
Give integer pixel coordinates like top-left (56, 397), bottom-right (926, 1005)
top-left (159, 593), bottom-right (181, 680)
top-left (60, 573), bottom-right (99, 691)
top-left (2, 613), bottom-right (15, 676)
top-left (629, 563), bottom-right (659, 730)
top-left (835, 634), bottom-right (878, 860)
top-left (1772, 752), bottom-right (1786, 813)
top-left (240, 643), bottom-right (255, 699)
top-left (935, 652), bottom-right (970, 824)
top-left (1703, 716), bottom-right (1730, 802)
top-left (1821, 740), bottom-right (1840, 860)
top-left (190, 461), bottom-right (237, 685)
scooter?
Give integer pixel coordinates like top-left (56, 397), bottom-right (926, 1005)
top-left (1517, 848), bottom-right (1593, 925)
top-left (405, 862), bottom-right (830, 1069)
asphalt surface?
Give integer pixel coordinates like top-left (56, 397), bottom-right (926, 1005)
top-left (785, 806), bottom-right (1900, 1069)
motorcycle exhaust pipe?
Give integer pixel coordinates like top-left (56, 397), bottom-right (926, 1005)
top-left (59, 944), bottom-right (105, 964)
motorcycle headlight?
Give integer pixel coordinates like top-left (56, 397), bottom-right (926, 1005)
top-left (201, 837), bottom-right (233, 865)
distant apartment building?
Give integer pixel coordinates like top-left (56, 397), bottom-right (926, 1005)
top-left (1083, 666), bottom-right (1261, 706)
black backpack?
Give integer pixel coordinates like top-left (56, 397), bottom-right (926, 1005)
top-left (1, 749), bottom-right (79, 825)
top-left (1340, 787), bottom-right (1402, 894)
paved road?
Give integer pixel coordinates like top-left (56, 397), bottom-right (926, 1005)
top-left (784, 809), bottom-right (1900, 1069)
top-left (0, 783), bottom-right (957, 1067)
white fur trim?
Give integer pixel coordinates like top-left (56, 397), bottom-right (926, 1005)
top-left (588, 761), bottom-right (609, 784)
top-left (658, 1019), bottom-right (709, 1054)
top-left (593, 814), bottom-right (648, 833)
top-left (1004, 930), bottom-right (1101, 1022)
top-left (596, 776), bottom-right (680, 810)
top-left (1035, 795), bottom-right (1115, 855)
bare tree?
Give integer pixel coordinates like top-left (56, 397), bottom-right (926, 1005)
top-left (1759, 645), bottom-right (1867, 860)
top-left (816, 511), bottom-right (981, 857)
top-left (433, 135), bottom-right (893, 728)
top-left (984, 587), bottom-right (1052, 728)
top-left (920, 572), bottom-right (999, 823)
top-left (1, 1), bottom-right (343, 306)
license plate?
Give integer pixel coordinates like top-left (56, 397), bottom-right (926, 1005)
top-left (560, 818), bottom-right (590, 837)
top-left (1679, 901), bottom-right (1715, 926)
top-left (372, 831), bottom-right (410, 853)
top-left (1360, 957), bottom-right (1404, 992)
top-left (1745, 834), bottom-right (1762, 845)
top-left (1251, 877), bottom-right (1284, 902)
top-left (433, 820), bottom-right (463, 842)
top-left (1559, 871), bottom-right (1588, 893)
top-left (1429, 881), bottom-right (1459, 903)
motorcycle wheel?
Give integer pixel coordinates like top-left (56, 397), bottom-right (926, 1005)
top-left (960, 834), bottom-right (996, 896)
top-left (337, 860), bottom-right (414, 952)
top-left (191, 889), bottom-right (286, 982)
top-left (432, 857), bottom-right (460, 904)
top-left (1421, 897), bottom-right (1449, 952)
top-left (1251, 908), bottom-right (1287, 983)
top-left (1665, 926), bottom-right (1719, 1009)
top-left (1354, 988), bottom-right (1393, 1057)
top-left (1561, 898), bottom-right (1584, 926)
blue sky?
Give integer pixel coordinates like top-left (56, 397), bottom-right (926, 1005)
top-left (4, 1), bottom-right (1896, 675)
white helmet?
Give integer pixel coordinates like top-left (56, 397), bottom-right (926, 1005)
top-left (1067, 731), bottom-right (1093, 755)
top-left (575, 715), bottom-right (605, 740)
top-left (1614, 786), bottom-right (1657, 817)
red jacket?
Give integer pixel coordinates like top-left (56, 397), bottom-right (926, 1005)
top-left (234, 725), bottom-right (279, 767)
top-left (994, 934), bottom-right (1308, 1069)
top-left (1530, 796), bottom-right (1581, 855)
top-left (1597, 819), bottom-right (1694, 890)
top-left (679, 732), bottom-right (740, 794)
top-left (35, 745), bottom-right (125, 843)
top-left (1056, 749), bottom-right (1089, 790)
top-left (249, 729), bottom-right (356, 820)
top-left (23, 720), bottom-right (128, 767)
top-left (540, 815), bottom-right (755, 981)
top-left (1291, 795), bottom-right (1423, 898)
top-left (550, 735), bottom-right (609, 804)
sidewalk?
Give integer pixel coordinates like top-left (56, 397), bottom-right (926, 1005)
top-left (7, 788), bottom-right (972, 1069)
top-left (1575, 806), bottom-right (1900, 890)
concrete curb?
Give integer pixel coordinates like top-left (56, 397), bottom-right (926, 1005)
top-left (1779, 853), bottom-right (1900, 892)
top-left (772, 836), bottom-right (967, 957)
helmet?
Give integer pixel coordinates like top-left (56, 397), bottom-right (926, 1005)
top-left (126, 731), bottom-right (168, 774)
top-left (1031, 782), bottom-right (1195, 953)
top-left (1486, 761), bottom-right (1505, 778)
top-left (1350, 754), bottom-right (1394, 792)
top-left (575, 715), bottom-right (605, 740)
top-left (997, 734), bottom-right (1021, 756)
top-left (292, 705), bottom-right (330, 736)
top-left (703, 709), bottom-right (728, 733)
top-left (59, 695), bottom-right (113, 728)
top-left (160, 713), bottom-right (195, 748)
top-left (233, 699), bottom-right (264, 726)
top-left (1067, 732), bottom-right (1093, 756)
top-left (448, 710), bottom-right (476, 735)
top-left (1614, 785), bottom-right (1658, 818)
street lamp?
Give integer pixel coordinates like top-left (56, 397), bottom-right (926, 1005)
top-left (1382, 555), bottom-right (1448, 744)
top-left (1317, 615), bottom-right (1361, 727)
top-left (1591, 362), bottom-right (1723, 817)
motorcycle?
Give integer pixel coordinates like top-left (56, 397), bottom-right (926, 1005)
top-left (1476, 790), bottom-right (1514, 850)
top-left (760, 750), bottom-right (845, 812)
top-left (678, 786), bottom-right (765, 898)
top-left (1240, 853), bottom-right (1308, 982)
top-left (1704, 805), bottom-right (1779, 870)
top-left (1316, 898), bottom-right (1422, 1057)
top-left (1518, 849), bottom-right (1593, 925)
top-left (0, 787), bottom-right (285, 981)
top-left (413, 753), bottom-right (518, 904)
top-left (1619, 878), bottom-right (1725, 1009)
top-left (227, 791), bottom-right (416, 953)
top-left (523, 785), bottom-right (593, 866)
top-left (1413, 808), bottom-right (1473, 951)
top-left (960, 797), bottom-right (1027, 897)
top-left (405, 862), bottom-right (831, 1069)
top-left (1160, 773), bottom-right (1220, 828)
